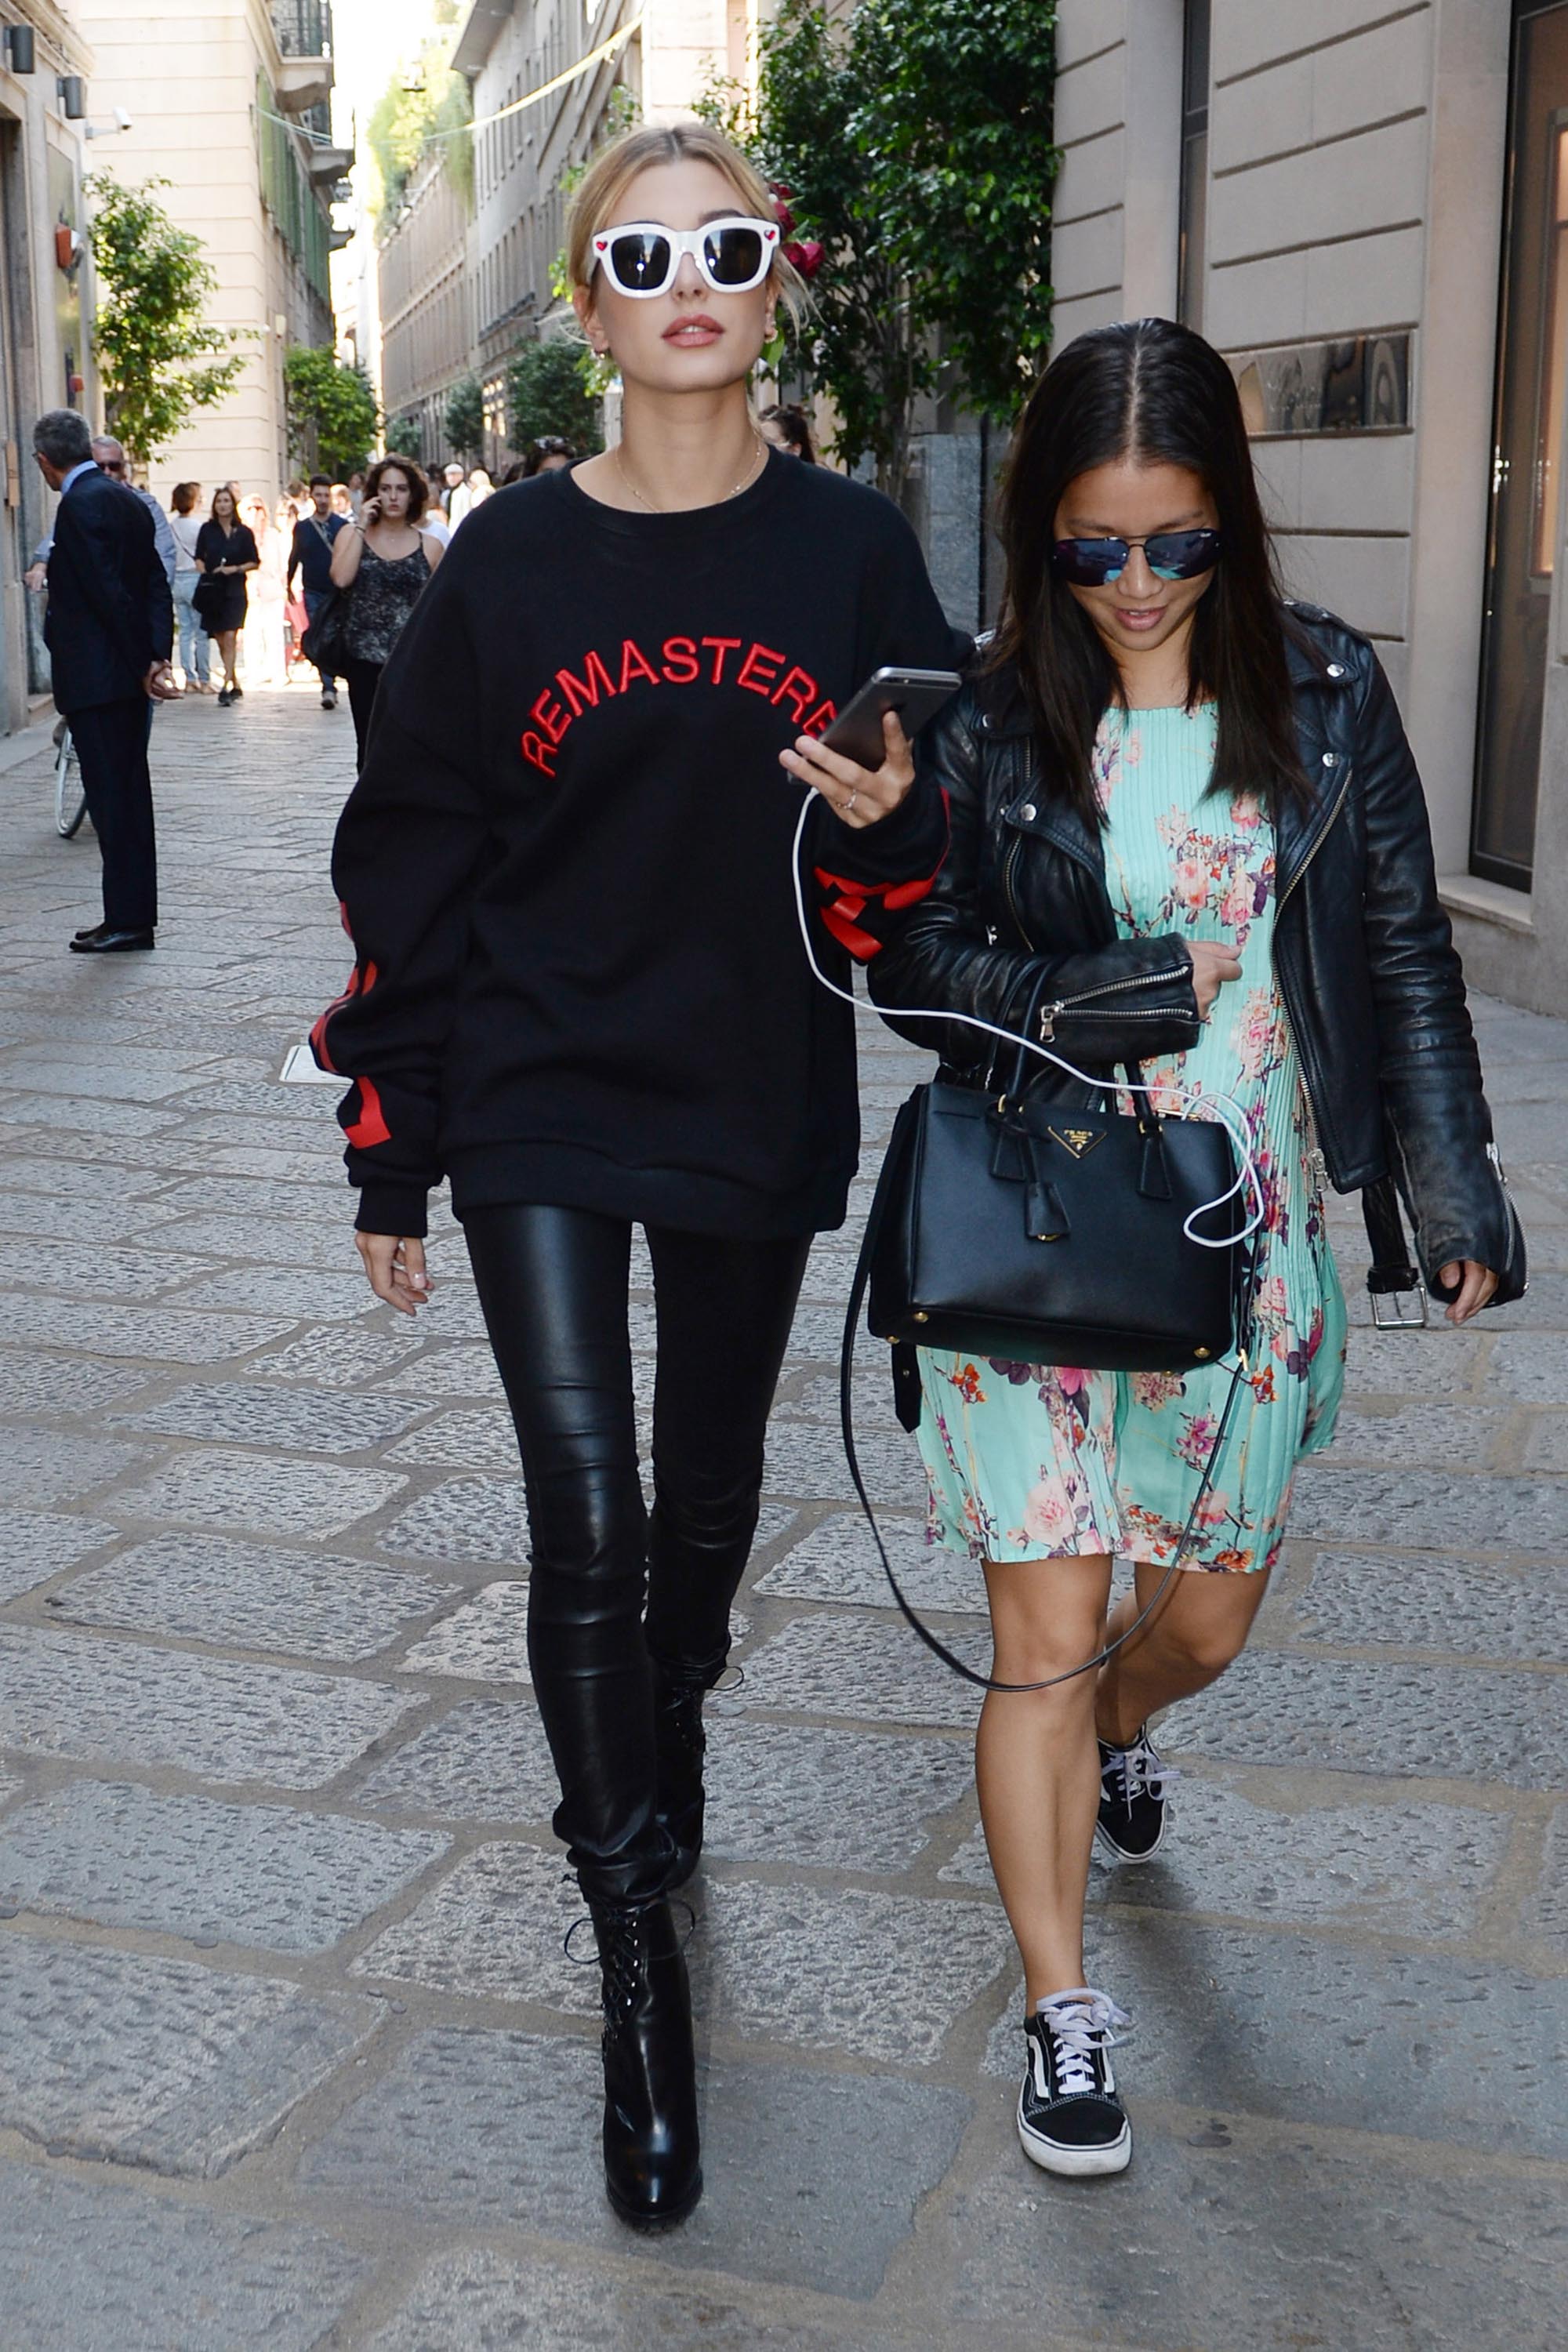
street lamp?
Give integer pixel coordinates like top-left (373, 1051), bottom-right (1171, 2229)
top-left (3, 24), bottom-right (36, 72)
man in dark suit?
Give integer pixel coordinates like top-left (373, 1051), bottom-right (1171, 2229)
top-left (32, 408), bottom-right (179, 953)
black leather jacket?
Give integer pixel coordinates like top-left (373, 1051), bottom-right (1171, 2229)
top-left (869, 604), bottom-right (1524, 1304)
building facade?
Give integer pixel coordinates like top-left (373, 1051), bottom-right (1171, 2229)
top-left (375, 0), bottom-right (763, 481)
top-left (377, 147), bottom-right (476, 469)
top-left (0, 0), bottom-right (94, 732)
top-left (1051, 0), bottom-right (1568, 1016)
top-left (72, 0), bottom-right (341, 510)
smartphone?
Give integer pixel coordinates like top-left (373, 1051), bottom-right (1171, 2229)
top-left (818, 665), bottom-right (964, 770)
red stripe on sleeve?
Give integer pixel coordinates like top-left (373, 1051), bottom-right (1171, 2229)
top-left (344, 1076), bottom-right (391, 1150)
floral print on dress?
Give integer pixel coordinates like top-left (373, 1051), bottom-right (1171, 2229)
top-left (913, 702), bottom-right (1347, 1576)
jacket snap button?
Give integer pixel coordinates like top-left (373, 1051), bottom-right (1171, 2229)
top-left (1326, 662), bottom-right (1345, 678)
top-left (1020, 802), bottom-right (1037, 821)
top-left (1321, 751), bottom-right (1338, 767)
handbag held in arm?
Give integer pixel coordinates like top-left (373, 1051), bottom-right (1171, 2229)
top-left (836, 967), bottom-right (1264, 1694)
top-left (299, 586), bottom-right (350, 672)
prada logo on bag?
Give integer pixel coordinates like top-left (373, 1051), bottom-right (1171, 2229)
top-left (1047, 1127), bottom-right (1102, 1160)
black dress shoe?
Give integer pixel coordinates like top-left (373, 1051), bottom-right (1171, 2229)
top-left (70, 926), bottom-right (154, 953)
top-left (74, 923), bottom-right (103, 941)
top-left (589, 1895), bottom-right (702, 2228)
top-left (652, 1660), bottom-right (713, 1891)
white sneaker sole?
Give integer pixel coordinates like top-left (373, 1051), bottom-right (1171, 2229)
top-left (1093, 1810), bottom-right (1168, 1866)
top-left (1018, 2105), bottom-right (1132, 2178)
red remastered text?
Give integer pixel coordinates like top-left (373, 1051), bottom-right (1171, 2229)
top-left (518, 635), bottom-right (839, 776)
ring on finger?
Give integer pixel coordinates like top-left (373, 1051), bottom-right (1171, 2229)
top-left (842, 789), bottom-right (858, 817)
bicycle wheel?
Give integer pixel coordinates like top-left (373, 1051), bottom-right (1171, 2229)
top-left (54, 728), bottom-right (88, 839)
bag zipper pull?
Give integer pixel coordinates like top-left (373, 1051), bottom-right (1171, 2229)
top-left (1038, 1000), bottom-right (1064, 1042)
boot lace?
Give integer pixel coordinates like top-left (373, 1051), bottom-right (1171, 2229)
top-left (1105, 1728), bottom-right (1179, 1809)
top-left (1036, 1988), bottom-right (1132, 2099)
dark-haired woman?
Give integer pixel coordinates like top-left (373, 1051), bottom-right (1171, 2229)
top-left (869, 317), bottom-right (1523, 2182)
top-left (315, 122), bottom-right (964, 2227)
top-left (194, 486), bottom-right (259, 706)
top-left (329, 456), bottom-right (442, 767)
top-left (760, 401), bottom-right (815, 461)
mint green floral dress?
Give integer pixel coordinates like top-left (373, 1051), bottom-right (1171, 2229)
top-left (914, 703), bottom-right (1347, 1575)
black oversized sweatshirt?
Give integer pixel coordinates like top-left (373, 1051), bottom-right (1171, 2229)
top-left (314, 451), bottom-right (967, 1240)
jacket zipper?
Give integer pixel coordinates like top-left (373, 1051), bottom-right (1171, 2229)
top-left (1003, 836), bottom-right (1034, 949)
top-left (1037, 964), bottom-right (1190, 1040)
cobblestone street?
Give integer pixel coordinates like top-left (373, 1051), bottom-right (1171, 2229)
top-left (0, 681), bottom-right (1564, 2350)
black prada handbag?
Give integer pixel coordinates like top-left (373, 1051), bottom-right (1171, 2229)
top-left (866, 1070), bottom-right (1246, 1374)
top-left (299, 586), bottom-right (350, 672)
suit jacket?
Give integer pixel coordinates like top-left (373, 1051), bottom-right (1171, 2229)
top-left (45, 467), bottom-right (173, 714)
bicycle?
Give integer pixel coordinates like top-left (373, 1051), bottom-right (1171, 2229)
top-left (53, 719), bottom-right (88, 840)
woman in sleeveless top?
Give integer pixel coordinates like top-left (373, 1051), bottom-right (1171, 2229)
top-left (328, 456), bottom-right (442, 765)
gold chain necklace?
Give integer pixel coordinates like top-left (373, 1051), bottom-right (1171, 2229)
top-left (614, 430), bottom-right (766, 514)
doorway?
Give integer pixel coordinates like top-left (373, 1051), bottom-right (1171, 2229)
top-left (1472, 0), bottom-right (1568, 890)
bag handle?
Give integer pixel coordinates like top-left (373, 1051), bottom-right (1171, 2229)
top-left (839, 1144), bottom-right (1259, 1693)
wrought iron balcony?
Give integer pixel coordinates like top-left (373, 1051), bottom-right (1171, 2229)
top-left (273, 0), bottom-right (332, 59)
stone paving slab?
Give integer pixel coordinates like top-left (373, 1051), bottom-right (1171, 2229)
top-left (5, 1426), bottom-right (158, 1507)
top-left (106, 1446), bottom-right (406, 1538)
top-left (299, 2027), bottom-right (971, 2299)
top-left (109, 1379), bottom-right (431, 1457)
top-left (1164, 1648), bottom-right (1568, 1790)
top-left (0, 2163), bottom-right (375, 2352)
top-left (0, 1296), bottom-right (299, 1362)
top-left (741, 1613), bottom-right (985, 1729)
top-left (0, 1347), bottom-right (155, 1418)
top-left (352, 1698), bottom-right (561, 1823)
top-left (364, 2245), bottom-right (919, 2352)
top-left (0, 1510), bottom-right (118, 1602)
top-left (393, 1581), bottom-right (532, 1682)
top-left (6, 1235), bottom-right (217, 1300)
top-left (170, 1267), bottom-right (385, 1319)
top-left (702, 1717), bottom-right (974, 1870)
top-left (1037, 1916), bottom-right (1568, 2158)
top-left (246, 1322), bottom-right (426, 1388)
top-left (0, 1935), bottom-right (383, 2176)
top-left (1290, 1463), bottom-right (1568, 1551)
top-left (1292, 1546), bottom-right (1568, 1661)
top-left (0, 1625), bottom-right (420, 1788)
top-left (49, 1531), bottom-right (453, 1663)
top-left (374, 1476), bottom-right (531, 1566)
top-left (942, 1773), bottom-right (1515, 1937)
top-left (752, 1510), bottom-right (988, 1616)
top-left (931, 2120), bottom-right (1567, 2352)
top-left (0, 1780), bottom-right (449, 1954)
top-left (375, 1340), bottom-right (510, 1398)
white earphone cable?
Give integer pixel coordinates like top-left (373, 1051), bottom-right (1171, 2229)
top-left (789, 793), bottom-right (1265, 1243)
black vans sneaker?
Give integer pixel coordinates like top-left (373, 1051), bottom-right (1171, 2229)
top-left (1018, 1989), bottom-right (1132, 2178)
top-left (1095, 1726), bottom-right (1178, 1864)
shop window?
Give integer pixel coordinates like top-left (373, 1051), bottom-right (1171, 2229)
top-left (1178, 0), bottom-right (1209, 331)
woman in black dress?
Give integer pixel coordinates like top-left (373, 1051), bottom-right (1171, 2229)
top-left (194, 486), bottom-right (259, 706)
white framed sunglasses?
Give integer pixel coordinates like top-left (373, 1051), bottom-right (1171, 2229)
top-left (590, 216), bottom-right (780, 299)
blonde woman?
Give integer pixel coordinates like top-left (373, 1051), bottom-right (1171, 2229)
top-left (316, 122), bottom-right (965, 2225)
top-left (239, 496), bottom-right (289, 688)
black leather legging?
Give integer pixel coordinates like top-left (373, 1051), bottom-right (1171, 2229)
top-left (464, 1203), bottom-right (811, 1904)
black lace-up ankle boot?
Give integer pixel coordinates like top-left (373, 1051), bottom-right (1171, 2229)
top-left (650, 1660), bottom-right (713, 1890)
top-left (589, 1893), bottom-right (702, 2227)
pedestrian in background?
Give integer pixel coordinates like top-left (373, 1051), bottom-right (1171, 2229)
top-left (330, 483), bottom-right (354, 520)
top-left (759, 404), bottom-right (815, 462)
top-left (347, 468), bottom-right (367, 519)
top-left (31, 407), bottom-right (178, 953)
top-left (194, 485), bottom-right (260, 706)
top-left (525, 437), bottom-right (576, 477)
top-left (287, 474), bottom-right (349, 710)
top-left (441, 461), bottom-right (466, 524)
top-left (327, 455), bottom-right (441, 766)
top-left (418, 470), bottom-right (452, 551)
top-left (291, 473), bottom-right (350, 701)
top-left (168, 483), bottom-right (212, 692)
top-left (239, 495), bottom-right (289, 688)
top-left (93, 438), bottom-right (180, 585)
top-left (868, 314), bottom-right (1525, 2183)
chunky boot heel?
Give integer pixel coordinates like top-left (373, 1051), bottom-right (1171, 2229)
top-left (590, 1895), bottom-right (702, 2227)
top-left (651, 1662), bottom-right (711, 1890)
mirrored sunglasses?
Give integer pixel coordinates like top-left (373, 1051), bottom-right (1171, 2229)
top-left (1051, 528), bottom-right (1222, 585)
top-left (591, 216), bottom-right (780, 299)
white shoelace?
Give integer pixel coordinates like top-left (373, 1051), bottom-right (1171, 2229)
top-left (1105, 1730), bottom-right (1180, 1809)
top-left (1035, 1988), bottom-right (1133, 2099)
